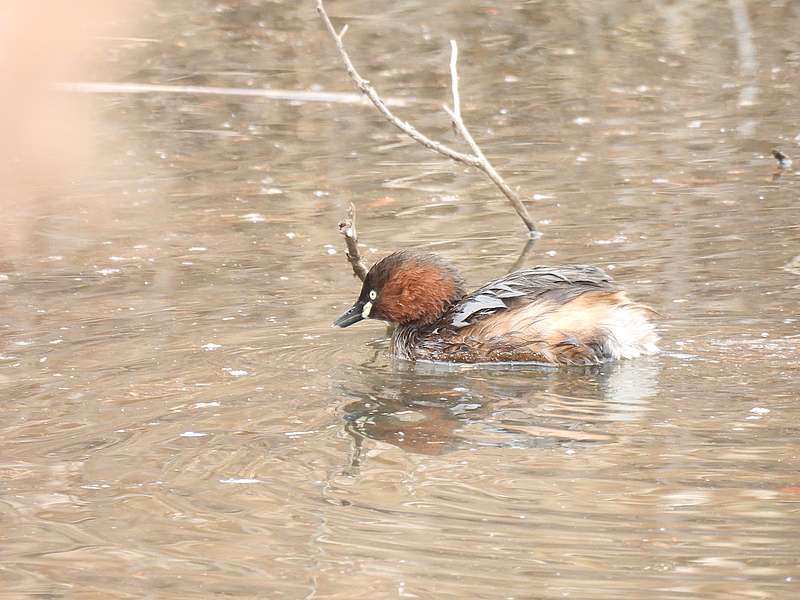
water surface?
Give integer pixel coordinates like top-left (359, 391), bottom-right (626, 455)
top-left (1, 1), bottom-right (799, 598)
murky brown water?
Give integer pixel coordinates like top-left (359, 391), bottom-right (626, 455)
top-left (2, 1), bottom-right (799, 598)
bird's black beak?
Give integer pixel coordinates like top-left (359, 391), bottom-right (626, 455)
top-left (333, 302), bottom-right (365, 328)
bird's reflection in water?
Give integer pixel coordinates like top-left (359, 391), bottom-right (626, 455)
top-left (337, 352), bottom-right (661, 471)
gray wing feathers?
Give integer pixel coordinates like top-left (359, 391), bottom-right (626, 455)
top-left (448, 265), bottom-right (615, 329)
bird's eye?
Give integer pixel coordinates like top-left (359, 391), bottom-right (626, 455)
top-left (369, 290), bottom-right (377, 300)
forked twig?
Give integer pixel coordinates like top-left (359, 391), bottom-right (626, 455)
top-left (316, 0), bottom-right (539, 238)
top-left (338, 202), bottom-right (368, 281)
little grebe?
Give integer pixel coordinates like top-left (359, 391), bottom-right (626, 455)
top-left (333, 251), bottom-right (659, 364)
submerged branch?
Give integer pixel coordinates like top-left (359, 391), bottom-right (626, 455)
top-left (507, 238), bottom-right (537, 274)
top-left (772, 149), bottom-right (792, 169)
top-left (316, 0), bottom-right (539, 237)
top-left (55, 82), bottom-right (411, 107)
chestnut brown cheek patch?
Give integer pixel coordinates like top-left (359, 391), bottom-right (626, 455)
top-left (388, 283), bottom-right (450, 323)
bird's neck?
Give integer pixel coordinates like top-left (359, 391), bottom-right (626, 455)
top-left (391, 322), bottom-right (426, 360)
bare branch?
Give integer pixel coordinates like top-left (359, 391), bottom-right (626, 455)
top-left (316, 1), bottom-right (479, 167)
top-left (316, 0), bottom-right (539, 237)
top-left (338, 202), bottom-right (368, 281)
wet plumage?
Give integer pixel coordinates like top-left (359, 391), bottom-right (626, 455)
top-left (334, 251), bottom-right (659, 365)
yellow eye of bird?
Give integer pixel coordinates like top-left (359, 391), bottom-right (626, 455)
top-left (369, 290), bottom-right (377, 300)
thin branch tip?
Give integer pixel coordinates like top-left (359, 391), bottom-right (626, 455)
top-left (448, 39), bottom-right (462, 127)
top-left (337, 202), bottom-right (368, 281)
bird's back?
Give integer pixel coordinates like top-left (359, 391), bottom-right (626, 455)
top-left (406, 265), bottom-right (658, 364)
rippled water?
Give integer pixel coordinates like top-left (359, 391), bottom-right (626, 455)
top-left (2, 0), bottom-right (799, 598)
